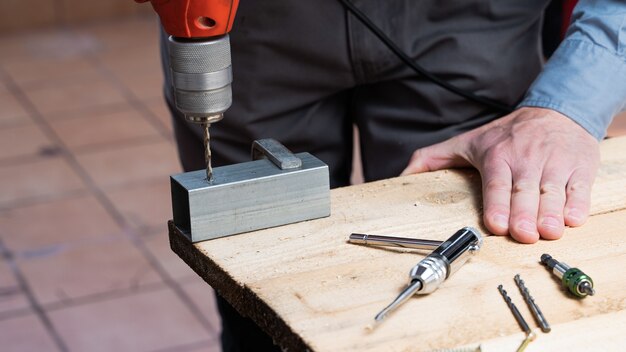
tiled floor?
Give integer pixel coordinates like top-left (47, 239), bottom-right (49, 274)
top-left (1, 13), bottom-right (626, 352)
top-left (0, 15), bottom-right (220, 352)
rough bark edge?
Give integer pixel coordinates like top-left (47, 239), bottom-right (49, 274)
top-left (168, 221), bottom-right (312, 352)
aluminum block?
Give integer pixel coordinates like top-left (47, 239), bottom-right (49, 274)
top-left (171, 152), bottom-right (330, 242)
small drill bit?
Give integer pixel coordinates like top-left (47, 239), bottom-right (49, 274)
top-left (203, 123), bottom-right (213, 183)
top-left (498, 285), bottom-right (531, 334)
top-left (514, 274), bottom-right (551, 333)
top-left (374, 280), bottom-right (422, 322)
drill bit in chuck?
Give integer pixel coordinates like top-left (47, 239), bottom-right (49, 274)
top-left (203, 123), bottom-right (213, 183)
top-left (372, 227), bottom-right (482, 323)
top-left (375, 280), bottom-right (422, 322)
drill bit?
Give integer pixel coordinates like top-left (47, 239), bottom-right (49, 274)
top-left (203, 123), bottom-right (213, 183)
top-left (540, 254), bottom-right (595, 297)
top-left (514, 274), bottom-right (551, 333)
top-left (498, 285), bottom-right (531, 334)
top-left (375, 280), bottom-right (422, 322)
top-left (349, 233), bottom-right (442, 250)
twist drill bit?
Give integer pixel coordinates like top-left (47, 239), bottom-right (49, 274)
top-left (540, 254), bottom-right (595, 298)
top-left (514, 274), bottom-right (551, 333)
top-left (203, 123), bottom-right (213, 183)
top-left (498, 285), bottom-right (531, 334)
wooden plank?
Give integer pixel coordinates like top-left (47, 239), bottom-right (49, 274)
top-left (170, 136), bottom-right (626, 351)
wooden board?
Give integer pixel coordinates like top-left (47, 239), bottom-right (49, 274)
top-left (170, 136), bottom-right (626, 351)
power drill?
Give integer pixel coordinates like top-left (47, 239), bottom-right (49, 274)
top-left (137, 0), bottom-right (240, 182)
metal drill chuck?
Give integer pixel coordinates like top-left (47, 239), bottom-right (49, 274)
top-left (409, 227), bottom-right (482, 294)
top-left (541, 254), bottom-right (595, 298)
top-left (167, 34), bottom-right (233, 123)
top-left (374, 227), bottom-right (482, 321)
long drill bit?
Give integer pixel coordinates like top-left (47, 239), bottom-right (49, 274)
top-left (203, 123), bottom-right (213, 183)
top-left (514, 274), bottom-right (551, 333)
top-left (497, 285), bottom-right (531, 334)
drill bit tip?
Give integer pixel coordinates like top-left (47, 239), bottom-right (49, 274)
top-left (202, 123), bottom-right (214, 183)
top-left (579, 281), bottom-right (595, 296)
top-left (374, 280), bottom-right (422, 322)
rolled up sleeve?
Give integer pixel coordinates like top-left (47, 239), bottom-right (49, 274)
top-left (519, 0), bottom-right (626, 140)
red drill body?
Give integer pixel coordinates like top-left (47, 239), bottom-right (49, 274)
top-left (137, 0), bottom-right (239, 38)
top-left (137, 0), bottom-right (240, 182)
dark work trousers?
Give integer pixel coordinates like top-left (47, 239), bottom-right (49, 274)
top-left (160, 1), bottom-right (548, 350)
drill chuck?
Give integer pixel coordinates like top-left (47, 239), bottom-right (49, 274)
top-left (167, 35), bottom-right (233, 124)
top-left (541, 254), bottom-right (595, 298)
top-left (374, 227), bottom-right (482, 321)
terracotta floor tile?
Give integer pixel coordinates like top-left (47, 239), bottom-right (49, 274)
top-left (181, 278), bottom-right (221, 335)
top-left (0, 157), bottom-right (86, 207)
top-left (143, 98), bottom-right (173, 133)
top-left (0, 194), bottom-right (122, 251)
top-left (0, 29), bottom-right (100, 67)
top-left (3, 56), bottom-right (99, 89)
top-left (0, 123), bottom-right (56, 161)
top-left (49, 287), bottom-right (212, 352)
top-left (144, 231), bottom-right (196, 281)
top-left (18, 237), bottom-right (162, 306)
top-left (49, 106), bottom-right (161, 151)
top-left (99, 43), bottom-right (161, 78)
top-left (118, 69), bottom-right (164, 101)
top-left (106, 179), bottom-right (172, 233)
top-left (81, 16), bottom-right (158, 51)
top-left (0, 90), bottom-right (31, 127)
top-left (75, 139), bottom-right (181, 189)
top-left (0, 313), bottom-right (59, 352)
top-left (26, 72), bottom-right (127, 118)
top-left (0, 258), bottom-right (29, 315)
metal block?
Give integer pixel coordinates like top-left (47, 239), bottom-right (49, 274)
top-left (171, 141), bottom-right (330, 242)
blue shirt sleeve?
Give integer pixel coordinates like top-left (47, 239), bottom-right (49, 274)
top-left (518, 0), bottom-right (626, 140)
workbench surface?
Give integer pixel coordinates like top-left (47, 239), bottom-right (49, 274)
top-left (170, 136), bottom-right (626, 351)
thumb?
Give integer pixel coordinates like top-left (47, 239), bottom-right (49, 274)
top-left (400, 139), bottom-right (470, 175)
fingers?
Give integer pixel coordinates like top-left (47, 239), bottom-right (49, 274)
top-left (537, 170), bottom-right (567, 240)
top-left (507, 165), bottom-right (592, 242)
top-left (564, 168), bottom-right (594, 227)
top-left (481, 159), bottom-right (512, 236)
top-left (401, 139), bottom-right (470, 175)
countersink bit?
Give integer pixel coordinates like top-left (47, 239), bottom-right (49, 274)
top-left (203, 123), bottom-right (213, 183)
top-left (514, 274), bottom-right (551, 333)
top-left (540, 254), bottom-right (595, 298)
top-left (498, 284), bottom-right (531, 334)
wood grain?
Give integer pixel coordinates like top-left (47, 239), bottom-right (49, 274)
top-left (170, 136), bottom-right (626, 351)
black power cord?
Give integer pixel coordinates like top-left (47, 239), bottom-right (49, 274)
top-left (337, 0), bottom-right (514, 114)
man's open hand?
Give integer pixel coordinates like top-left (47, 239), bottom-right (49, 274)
top-left (401, 107), bottom-right (600, 243)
